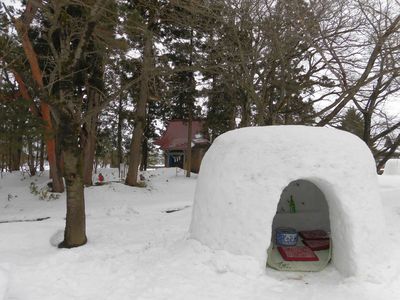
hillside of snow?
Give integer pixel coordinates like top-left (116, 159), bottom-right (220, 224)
top-left (1, 168), bottom-right (400, 300)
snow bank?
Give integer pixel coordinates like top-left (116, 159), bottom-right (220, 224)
top-left (190, 126), bottom-right (385, 277)
top-left (383, 159), bottom-right (400, 175)
top-left (0, 266), bottom-right (8, 300)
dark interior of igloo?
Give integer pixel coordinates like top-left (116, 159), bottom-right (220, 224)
top-left (267, 179), bottom-right (332, 271)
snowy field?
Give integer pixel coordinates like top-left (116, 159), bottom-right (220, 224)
top-left (1, 168), bottom-right (400, 300)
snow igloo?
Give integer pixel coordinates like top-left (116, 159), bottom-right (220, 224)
top-left (383, 159), bottom-right (400, 175)
top-left (190, 126), bottom-right (385, 277)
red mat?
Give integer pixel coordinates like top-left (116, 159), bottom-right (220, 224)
top-left (298, 230), bottom-right (329, 240)
top-left (302, 239), bottom-right (330, 251)
top-left (277, 246), bottom-right (319, 261)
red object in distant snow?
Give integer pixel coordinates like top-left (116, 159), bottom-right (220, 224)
top-left (298, 230), bottom-right (329, 240)
top-left (302, 239), bottom-right (330, 251)
top-left (98, 173), bottom-right (104, 183)
top-left (277, 246), bottom-right (319, 261)
top-left (154, 120), bottom-right (209, 151)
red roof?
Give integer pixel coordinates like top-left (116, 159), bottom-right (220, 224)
top-left (155, 120), bottom-right (209, 151)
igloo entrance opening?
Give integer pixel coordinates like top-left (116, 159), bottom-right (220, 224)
top-left (267, 179), bottom-right (332, 272)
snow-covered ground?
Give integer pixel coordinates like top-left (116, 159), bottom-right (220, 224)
top-left (1, 168), bottom-right (400, 300)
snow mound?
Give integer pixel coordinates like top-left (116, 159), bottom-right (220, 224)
top-left (190, 126), bottom-right (385, 277)
top-left (0, 266), bottom-right (8, 300)
top-left (383, 159), bottom-right (400, 175)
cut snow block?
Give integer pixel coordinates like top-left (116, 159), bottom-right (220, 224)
top-left (189, 126), bottom-right (386, 277)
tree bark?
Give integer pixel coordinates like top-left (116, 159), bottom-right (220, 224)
top-left (140, 137), bottom-right (148, 171)
top-left (13, 71), bottom-right (38, 115)
top-left (59, 147), bottom-right (87, 248)
top-left (239, 92), bottom-right (251, 127)
top-left (117, 96), bottom-right (123, 170)
top-left (185, 28), bottom-right (194, 177)
top-left (125, 28), bottom-right (153, 186)
top-left (58, 108), bottom-right (87, 248)
top-left (185, 115), bottom-right (192, 177)
top-left (1, 154), bottom-right (5, 173)
top-left (48, 133), bottom-right (64, 193)
top-left (27, 136), bottom-right (36, 176)
top-left (9, 143), bottom-right (21, 171)
top-left (82, 126), bottom-right (97, 186)
top-left (14, 4), bottom-right (64, 192)
top-left (39, 138), bottom-right (45, 171)
top-left (82, 89), bottom-right (100, 186)
top-left (362, 112), bottom-right (372, 147)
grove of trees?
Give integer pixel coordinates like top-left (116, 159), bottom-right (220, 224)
top-left (1, 0), bottom-right (400, 247)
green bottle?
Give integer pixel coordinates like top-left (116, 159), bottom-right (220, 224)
top-left (289, 195), bottom-right (296, 213)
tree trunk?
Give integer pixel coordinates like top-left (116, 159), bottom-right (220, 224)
top-left (8, 147), bottom-right (12, 172)
top-left (125, 103), bottom-right (147, 186)
top-left (82, 126), bottom-right (96, 186)
top-left (39, 138), bottom-right (45, 171)
top-left (48, 136), bottom-right (65, 193)
top-left (14, 8), bottom-right (64, 192)
top-left (10, 145), bottom-right (21, 171)
top-left (117, 95), bottom-right (123, 169)
top-left (185, 115), bottom-right (192, 177)
top-left (27, 136), bottom-right (36, 176)
top-left (13, 70), bottom-right (38, 115)
top-left (1, 154), bottom-right (5, 173)
top-left (126, 28), bottom-right (153, 186)
top-left (239, 92), bottom-right (251, 127)
top-left (59, 147), bottom-right (87, 248)
top-left (140, 137), bottom-right (148, 171)
top-left (363, 112), bottom-right (372, 147)
top-left (185, 29), bottom-right (194, 177)
top-left (35, 140), bottom-right (39, 172)
top-left (255, 99), bottom-right (267, 126)
top-left (82, 89), bottom-right (100, 186)
top-left (225, 81), bottom-right (237, 131)
top-left (9, 130), bottom-right (22, 171)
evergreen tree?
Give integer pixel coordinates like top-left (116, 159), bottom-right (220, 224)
top-left (5, 0), bottom-right (120, 248)
top-left (161, 1), bottom-right (208, 176)
top-left (124, 0), bottom-right (159, 186)
top-left (339, 107), bottom-right (364, 139)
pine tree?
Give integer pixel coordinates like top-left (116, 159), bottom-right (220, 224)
top-left (124, 0), bottom-right (159, 186)
top-left (8, 0), bottom-right (120, 248)
top-left (339, 107), bottom-right (364, 139)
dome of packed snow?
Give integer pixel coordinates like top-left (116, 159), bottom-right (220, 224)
top-left (190, 126), bottom-right (385, 277)
top-left (383, 159), bottom-right (400, 175)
